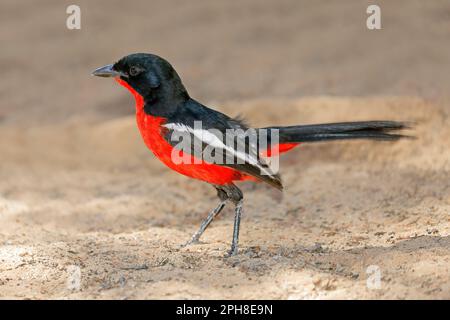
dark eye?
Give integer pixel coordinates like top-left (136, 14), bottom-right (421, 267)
top-left (129, 66), bottom-right (141, 76)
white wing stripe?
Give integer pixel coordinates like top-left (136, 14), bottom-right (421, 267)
top-left (163, 123), bottom-right (273, 176)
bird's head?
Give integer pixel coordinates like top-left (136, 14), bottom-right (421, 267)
top-left (92, 53), bottom-right (189, 105)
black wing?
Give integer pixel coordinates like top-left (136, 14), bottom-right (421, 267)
top-left (162, 99), bottom-right (283, 190)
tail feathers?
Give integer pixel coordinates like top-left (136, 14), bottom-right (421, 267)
top-left (263, 121), bottom-right (412, 143)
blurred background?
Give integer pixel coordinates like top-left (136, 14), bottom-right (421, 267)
top-left (1, 0), bottom-right (449, 125)
top-left (0, 0), bottom-right (449, 299)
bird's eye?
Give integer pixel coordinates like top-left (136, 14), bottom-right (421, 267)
top-left (129, 66), bottom-right (141, 76)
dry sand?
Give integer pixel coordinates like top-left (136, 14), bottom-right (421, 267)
top-left (0, 0), bottom-right (449, 299)
top-left (0, 97), bottom-right (449, 299)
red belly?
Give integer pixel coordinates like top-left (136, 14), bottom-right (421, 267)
top-left (115, 78), bottom-right (298, 185)
top-left (136, 113), bottom-right (249, 185)
top-left (117, 78), bottom-right (249, 185)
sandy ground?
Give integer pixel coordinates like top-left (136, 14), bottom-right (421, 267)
top-left (1, 0), bottom-right (450, 299)
top-left (0, 97), bottom-right (449, 299)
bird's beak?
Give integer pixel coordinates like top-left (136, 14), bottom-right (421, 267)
top-left (91, 64), bottom-right (124, 78)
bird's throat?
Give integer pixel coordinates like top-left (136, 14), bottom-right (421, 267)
top-left (115, 77), bottom-right (145, 113)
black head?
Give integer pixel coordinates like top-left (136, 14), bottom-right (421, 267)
top-left (92, 53), bottom-right (189, 110)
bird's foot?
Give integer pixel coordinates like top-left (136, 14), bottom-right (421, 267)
top-left (225, 245), bottom-right (239, 257)
top-left (180, 237), bottom-right (201, 249)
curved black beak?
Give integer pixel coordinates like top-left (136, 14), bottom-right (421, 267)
top-left (91, 64), bottom-right (125, 78)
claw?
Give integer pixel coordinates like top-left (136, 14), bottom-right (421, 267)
top-left (180, 238), bottom-right (200, 248)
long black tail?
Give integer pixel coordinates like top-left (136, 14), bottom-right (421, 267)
top-left (262, 121), bottom-right (411, 143)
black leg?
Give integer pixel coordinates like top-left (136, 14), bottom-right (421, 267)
top-left (183, 200), bottom-right (226, 246)
top-left (228, 199), bottom-right (243, 256)
top-left (182, 183), bottom-right (244, 256)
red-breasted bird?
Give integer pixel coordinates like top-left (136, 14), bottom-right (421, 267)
top-left (92, 53), bottom-right (410, 256)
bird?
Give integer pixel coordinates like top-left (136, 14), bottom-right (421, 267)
top-left (92, 53), bottom-right (410, 256)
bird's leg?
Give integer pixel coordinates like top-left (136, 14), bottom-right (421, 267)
top-left (182, 183), bottom-right (244, 256)
top-left (219, 183), bottom-right (244, 256)
top-left (228, 199), bottom-right (243, 256)
top-left (183, 200), bottom-right (226, 247)
top-left (182, 186), bottom-right (229, 247)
